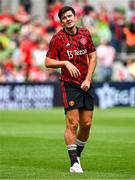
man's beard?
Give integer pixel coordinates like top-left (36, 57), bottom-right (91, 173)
top-left (66, 24), bottom-right (75, 29)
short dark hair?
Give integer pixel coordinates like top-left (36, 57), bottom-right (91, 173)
top-left (58, 6), bottom-right (75, 20)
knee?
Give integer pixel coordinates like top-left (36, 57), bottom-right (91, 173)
top-left (81, 121), bottom-right (92, 131)
top-left (67, 116), bottom-right (79, 131)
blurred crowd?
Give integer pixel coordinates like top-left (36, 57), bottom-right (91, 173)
top-left (0, 0), bottom-right (135, 83)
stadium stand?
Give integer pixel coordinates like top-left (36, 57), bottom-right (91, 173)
top-left (0, 0), bottom-right (135, 82)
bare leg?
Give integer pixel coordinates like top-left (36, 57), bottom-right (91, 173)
top-left (76, 110), bottom-right (93, 158)
top-left (77, 110), bottom-right (93, 141)
top-left (64, 109), bottom-right (79, 145)
top-left (64, 109), bottom-right (80, 166)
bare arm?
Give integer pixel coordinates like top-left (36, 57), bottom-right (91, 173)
top-left (45, 57), bottom-right (81, 78)
top-left (81, 51), bottom-right (97, 91)
top-left (45, 57), bottom-right (65, 68)
top-left (85, 51), bottom-right (97, 81)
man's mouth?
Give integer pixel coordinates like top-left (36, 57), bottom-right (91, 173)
top-left (67, 21), bottom-right (72, 25)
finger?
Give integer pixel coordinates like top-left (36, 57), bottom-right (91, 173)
top-left (81, 85), bottom-right (86, 90)
top-left (69, 69), bottom-right (74, 77)
top-left (82, 87), bottom-right (88, 91)
top-left (73, 71), bottom-right (79, 78)
top-left (72, 69), bottom-right (80, 78)
top-left (72, 66), bottom-right (81, 76)
top-left (69, 67), bottom-right (81, 78)
top-left (75, 69), bottom-right (81, 77)
top-left (70, 65), bottom-right (81, 77)
top-left (85, 87), bottom-right (89, 91)
top-left (81, 83), bottom-right (85, 89)
top-left (81, 84), bottom-right (84, 89)
top-left (76, 68), bottom-right (81, 76)
top-left (81, 84), bottom-right (89, 91)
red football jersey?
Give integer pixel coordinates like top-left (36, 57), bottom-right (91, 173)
top-left (46, 27), bottom-right (96, 85)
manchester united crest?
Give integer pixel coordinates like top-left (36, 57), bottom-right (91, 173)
top-left (80, 38), bottom-right (87, 45)
top-left (69, 100), bottom-right (75, 106)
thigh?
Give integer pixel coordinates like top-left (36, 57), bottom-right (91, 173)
top-left (79, 109), bottom-right (93, 126)
top-left (66, 109), bottom-right (80, 126)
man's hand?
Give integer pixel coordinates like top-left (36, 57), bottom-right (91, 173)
top-left (65, 61), bottom-right (81, 78)
top-left (81, 79), bottom-right (91, 91)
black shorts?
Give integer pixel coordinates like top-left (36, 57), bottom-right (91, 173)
top-left (61, 81), bottom-right (94, 113)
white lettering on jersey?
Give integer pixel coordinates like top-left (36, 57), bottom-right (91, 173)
top-left (67, 50), bottom-right (74, 59)
top-left (66, 43), bottom-right (71, 46)
top-left (67, 49), bottom-right (87, 59)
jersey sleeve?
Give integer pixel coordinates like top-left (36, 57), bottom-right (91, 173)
top-left (86, 29), bottom-right (96, 54)
top-left (46, 35), bottom-right (60, 59)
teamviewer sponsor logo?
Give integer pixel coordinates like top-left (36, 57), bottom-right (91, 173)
top-left (67, 49), bottom-right (87, 59)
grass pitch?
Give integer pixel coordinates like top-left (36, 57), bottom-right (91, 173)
top-left (0, 107), bottom-right (135, 179)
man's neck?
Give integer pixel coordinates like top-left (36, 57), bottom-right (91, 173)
top-left (64, 26), bottom-right (77, 35)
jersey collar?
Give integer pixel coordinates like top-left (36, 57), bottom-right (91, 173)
top-left (63, 27), bottom-right (78, 36)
